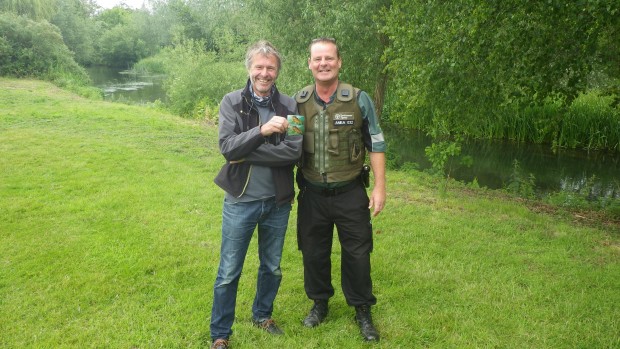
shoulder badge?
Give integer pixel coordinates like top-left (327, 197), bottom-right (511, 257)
top-left (295, 85), bottom-right (314, 104)
top-left (336, 83), bottom-right (355, 102)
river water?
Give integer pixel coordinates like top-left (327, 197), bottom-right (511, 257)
top-left (385, 126), bottom-right (619, 200)
top-left (86, 66), bottom-right (620, 200)
top-left (87, 66), bottom-right (167, 104)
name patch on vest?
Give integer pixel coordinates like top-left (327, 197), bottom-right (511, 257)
top-left (333, 113), bottom-right (355, 126)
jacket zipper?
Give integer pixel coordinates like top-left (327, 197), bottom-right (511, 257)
top-left (237, 165), bottom-right (252, 198)
top-left (319, 106), bottom-right (327, 182)
top-left (236, 101), bottom-right (260, 198)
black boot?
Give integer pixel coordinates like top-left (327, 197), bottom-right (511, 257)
top-left (303, 300), bottom-right (328, 328)
top-left (355, 305), bottom-right (380, 341)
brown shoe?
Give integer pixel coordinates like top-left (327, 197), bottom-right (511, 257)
top-left (252, 318), bottom-right (284, 335)
top-left (211, 338), bottom-right (229, 349)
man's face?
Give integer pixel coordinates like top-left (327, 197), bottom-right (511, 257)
top-left (308, 42), bottom-right (341, 84)
top-left (249, 53), bottom-right (279, 97)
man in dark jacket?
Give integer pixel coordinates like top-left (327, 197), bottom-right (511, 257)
top-left (210, 40), bottom-right (302, 349)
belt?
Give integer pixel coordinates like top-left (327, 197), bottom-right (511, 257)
top-left (304, 180), bottom-right (360, 197)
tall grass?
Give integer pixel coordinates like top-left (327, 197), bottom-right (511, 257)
top-left (132, 56), bottom-right (169, 75)
top-left (390, 90), bottom-right (620, 152)
top-left (1, 79), bottom-right (619, 349)
top-left (502, 92), bottom-right (620, 151)
top-left (559, 92), bottom-right (620, 151)
top-left (45, 65), bottom-right (103, 100)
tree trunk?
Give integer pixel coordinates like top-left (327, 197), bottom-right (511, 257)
top-left (372, 33), bottom-right (390, 119)
top-left (373, 69), bottom-right (388, 119)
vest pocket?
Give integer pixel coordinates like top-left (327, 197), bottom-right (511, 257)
top-left (349, 129), bottom-right (362, 163)
top-left (303, 131), bottom-right (315, 153)
top-left (328, 129), bottom-right (339, 155)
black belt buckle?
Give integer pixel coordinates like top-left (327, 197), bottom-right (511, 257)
top-left (304, 180), bottom-right (358, 197)
top-left (322, 187), bottom-right (337, 196)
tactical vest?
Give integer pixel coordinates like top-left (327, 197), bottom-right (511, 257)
top-left (296, 83), bottom-right (365, 183)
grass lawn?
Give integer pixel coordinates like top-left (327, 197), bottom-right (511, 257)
top-left (1, 78), bottom-right (618, 348)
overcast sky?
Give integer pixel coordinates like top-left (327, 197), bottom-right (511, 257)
top-left (94, 0), bottom-right (146, 9)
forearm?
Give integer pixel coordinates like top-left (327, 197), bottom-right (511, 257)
top-left (369, 152), bottom-right (386, 190)
top-left (219, 126), bottom-right (265, 161)
top-left (244, 135), bottom-right (302, 167)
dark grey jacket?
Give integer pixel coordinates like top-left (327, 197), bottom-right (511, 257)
top-left (214, 80), bottom-right (302, 205)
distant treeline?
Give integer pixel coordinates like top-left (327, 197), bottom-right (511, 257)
top-left (1, 0), bottom-right (618, 151)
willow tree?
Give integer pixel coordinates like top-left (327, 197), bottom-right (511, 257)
top-left (0, 12), bottom-right (88, 82)
top-left (0, 0), bottom-right (58, 20)
top-left (51, 0), bottom-right (99, 65)
top-left (382, 0), bottom-right (620, 141)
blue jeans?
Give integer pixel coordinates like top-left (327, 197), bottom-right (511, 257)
top-left (210, 197), bottom-right (291, 340)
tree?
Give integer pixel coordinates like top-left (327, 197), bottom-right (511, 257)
top-left (159, 0), bottom-right (207, 44)
top-left (94, 6), bottom-right (163, 67)
top-left (190, 0), bottom-right (260, 61)
top-left (51, 0), bottom-right (99, 65)
top-left (382, 0), bottom-right (620, 138)
top-left (0, 12), bottom-right (88, 83)
top-left (96, 5), bottom-right (131, 29)
top-left (99, 24), bottom-right (149, 67)
top-left (0, 0), bottom-right (57, 20)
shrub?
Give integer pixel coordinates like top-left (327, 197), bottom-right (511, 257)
top-left (132, 56), bottom-right (168, 75)
top-left (506, 160), bottom-right (537, 199)
top-left (156, 40), bottom-right (247, 118)
top-left (0, 12), bottom-right (89, 84)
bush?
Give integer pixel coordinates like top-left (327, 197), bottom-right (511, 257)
top-left (0, 12), bottom-right (89, 84)
top-left (132, 56), bottom-right (168, 75)
top-left (505, 160), bottom-right (537, 200)
top-left (153, 40), bottom-right (247, 118)
top-left (99, 24), bottom-right (150, 68)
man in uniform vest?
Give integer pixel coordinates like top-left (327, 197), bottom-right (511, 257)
top-left (295, 37), bottom-right (387, 342)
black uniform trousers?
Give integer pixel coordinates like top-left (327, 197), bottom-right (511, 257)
top-left (297, 182), bottom-right (377, 306)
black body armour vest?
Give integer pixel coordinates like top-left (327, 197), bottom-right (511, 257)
top-left (296, 83), bottom-right (365, 183)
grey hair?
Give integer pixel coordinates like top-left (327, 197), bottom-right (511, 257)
top-left (245, 40), bottom-right (282, 72)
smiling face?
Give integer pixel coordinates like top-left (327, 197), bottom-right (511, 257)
top-left (249, 53), bottom-right (279, 97)
top-left (308, 41), bottom-right (342, 86)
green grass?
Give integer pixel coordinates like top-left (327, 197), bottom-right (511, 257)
top-left (1, 78), bottom-right (619, 348)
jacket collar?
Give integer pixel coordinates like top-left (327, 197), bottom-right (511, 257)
top-left (242, 79), bottom-right (280, 108)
